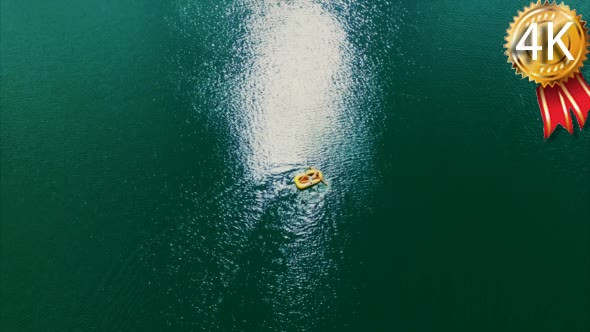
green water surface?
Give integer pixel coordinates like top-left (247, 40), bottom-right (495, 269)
top-left (1, 0), bottom-right (589, 330)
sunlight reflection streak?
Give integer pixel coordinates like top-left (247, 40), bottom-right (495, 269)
top-left (234, 1), bottom-right (352, 177)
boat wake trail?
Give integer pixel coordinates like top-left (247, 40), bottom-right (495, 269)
top-left (143, 0), bottom-right (399, 329)
top-left (217, 3), bottom-right (378, 327)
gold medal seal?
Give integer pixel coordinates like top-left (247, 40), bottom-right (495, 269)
top-left (504, 1), bottom-right (590, 138)
top-left (505, 1), bottom-right (589, 87)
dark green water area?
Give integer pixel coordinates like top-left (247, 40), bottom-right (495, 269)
top-left (1, 0), bottom-right (589, 330)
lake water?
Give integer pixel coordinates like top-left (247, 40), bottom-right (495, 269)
top-left (1, 0), bottom-right (589, 330)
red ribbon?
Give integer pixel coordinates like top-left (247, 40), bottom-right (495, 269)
top-left (536, 73), bottom-right (590, 138)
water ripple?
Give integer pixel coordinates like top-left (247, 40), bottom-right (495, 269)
top-left (145, 0), bottom-right (400, 329)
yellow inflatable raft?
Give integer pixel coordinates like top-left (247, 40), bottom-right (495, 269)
top-left (294, 168), bottom-right (326, 190)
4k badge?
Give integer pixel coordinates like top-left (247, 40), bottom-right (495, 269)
top-left (505, 1), bottom-right (590, 138)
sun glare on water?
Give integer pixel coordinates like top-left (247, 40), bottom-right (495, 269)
top-left (231, 0), bottom-right (355, 179)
